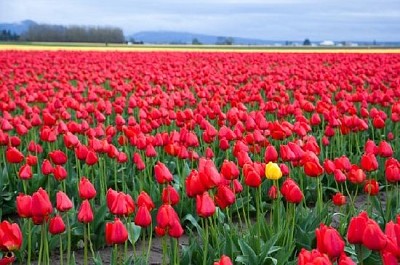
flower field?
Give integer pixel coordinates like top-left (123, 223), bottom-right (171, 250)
top-left (0, 50), bottom-right (399, 265)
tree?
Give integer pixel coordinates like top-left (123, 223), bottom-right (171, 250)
top-left (303, 38), bottom-right (311, 46)
top-left (192, 38), bottom-right (202, 45)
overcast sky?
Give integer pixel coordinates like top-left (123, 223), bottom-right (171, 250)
top-left (1, 0), bottom-right (399, 41)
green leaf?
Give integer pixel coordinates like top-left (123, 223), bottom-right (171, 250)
top-left (182, 214), bottom-right (202, 234)
top-left (236, 239), bottom-right (258, 265)
top-left (127, 222), bottom-right (141, 244)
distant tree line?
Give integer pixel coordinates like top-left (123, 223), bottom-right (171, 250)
top-left (21, 24), bottom-right (124, 43)
top-left (0, 30), bottom-right (19, 41)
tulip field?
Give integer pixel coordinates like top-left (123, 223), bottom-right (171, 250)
top-left (0, 49), bottom-right (399, 265)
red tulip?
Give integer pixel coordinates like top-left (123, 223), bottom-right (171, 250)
top-left (198, 158), bottom-right (222, 189)
top-left (264, 145), bottom-right (278, 163)
top-left (0, 221), bottom-right (22, 252)
top-left (18, 164), bottom-right (32, 180)
top-left (105, 218), bottom-right (128, 245)
top-left (268, 185), bottom-right (278, 200)
top-left (196, 192), bottom-right (216, 218)
top-left (49, 215), bottom-right (66, 235)
top-left (162, 185), bottom-right (180, 205)
top-left (316, 224), bottom-right (345, 259)
top-left (78, 177), bottom-right (97, 200)
top-left (213, 255), bottom-right (233, 265)
top-left (136, 191), bottom-right (155, 211)
top-left (78, 200), bottom-right (94, 223)
top-left (41, 159), bottom-right (53, 175)
top-left (31, 187), bottom-right (53, 225)
top-left (85, 150), bottom-right (98, 165)
top-left (280, 178), bottom-right (303, 204)
top-left (338, 253), bottom-right (356, 265)
top-left (232, 179), bottom-right (243, 194)
top-left (185, 169), bottom-right (206, 197)
top-left (304, 160), bottom-right (324, 177)
top-left (154, 161), bottom-right (173, 184)
top-left (243, 163), bottom-right (262, 188)
top-left (49, 150), bottom-right (67, 165)
top-left (56, 191), bottom-right (73, 212)
top-left (297, 249), bottom-right (332, 265)
top-left (347, 212), bottom-right (369, 244)
top-left (332, 192), bottom-right (346, 206)
top-left (106, 189), bottom-right (135, 216)
top-left (5, 147), bottom-right (24, 164)
top-left (323, 159), bottom-right (336, 175)
top-left (53, 165), bottom-right (67, 181)
top-left (364, 139), bottom-right (378, 155)
top-left (347, 165), bottom-right (366, 184)
top-left (220, 160), bottom-right (239, 180)
top-left (0, 252), bottom-right (16, 265)
top-left (214, 185), bottom-right (236, 209)
top-left (16, 193), bottom-right (32, 218)
top-left (134, 205), bottom-right (152, 227)
top-left (363, 218), bottom-right (387, 251)
top-left (63, 132), bottom-right (79, 149)
top-left (26, 155), bottom-right (38, 166)
top-left (360, 153), bottom-right (379, 172)
top-left (385, 159), bottom-right (400, 183)
top-left (378, 141), bottom-right (393, 157)
top-left (333, 169), bottom-right (347, 183)
top-left (364, 179), bottom-right (380, 196)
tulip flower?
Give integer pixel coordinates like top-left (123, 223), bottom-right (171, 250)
top-left (265, 162), bottom-right (282, 180)
top-left (297, 249), bottom-right (332, 265)
top-left (56, 191), bottom-right (73, 212)
top-left (220, 160), bottom-right (239, 180)
top-left (31, 187), bottom-right (53, 225)
top-left (105, 218), bottom-right (128, 245)
top-left (185, 169), bottom-right (207, 197)
top-left (137, 191), bottom-right (155, 211)
top-left (134, 205), bottom-right (152, 227)
top-left (214, 185), bottom-right (236, 209)
top-left (5, 147), bottom-right (24, 164)
top-left (364, 179), bottom-right (380, 196)
top-left (213, 255), bottom-right (233, 265)
top-left (78, 177), bottom-right (97, 200)
top-left (162, 185), bottom-right (180, 205)
top-left (107, 191), bottom-right (135, 217)
top-left (16, 193), bottom-right (32, 218)
top-left (49, 150), bottom-right (67, 165)
top-left (332, 192), bottom-right (346, 206)
top-left (280, 178), bottom-right (303, 204)
top-left (49, 215), bottom-right (66, 235)
top-left (264, 145), bottom-right (278, 163)
top-left (316, 224), bottom-right (345, 259)
top-left (18, 164), bottom-right (32, 180)
top-left (378, 141), bottom-right (393, 158)
top-left (243, 163), bottom-right (262, 188)
top-left (362, 219), bottom-right (387, 251)
top-left (78, 200), bottom-right (94, 223)
top-left (196, 192), bottom-right (216, 218)
top-left (154, 161), bottom-right (174, 184)
top-left (0, 221), bottom-right (22, 252)
top-left (41, 159), bottom-right (53, 175)
top-left (53, 165), bottom-right (67, 181)
top-left (360, 153), bottom-right (379, 172)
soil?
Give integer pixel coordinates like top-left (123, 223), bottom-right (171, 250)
top-left (29, 235), bottom-right (190, 265)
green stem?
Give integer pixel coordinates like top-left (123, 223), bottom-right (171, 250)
top-left (113, 244), bottom-right (118, 265)
top-left (38, 224), bottom-right (44, 265)
top-left (66, 212), bottom-right (71, 265)
top-left (27, 219), bottom-right (31, 265)
top-left (162, 237), bottom-right (167, 265)
top-left (87, 223), bottom-right (96, 260)
top-left (202, 218), bottom-right (209, 265)
top-left (146, 223), bottom-right (153, 263)
top-left (84, 224), bottom-right (88, 265)
top-left (60, 234), bottom-right (64, 265)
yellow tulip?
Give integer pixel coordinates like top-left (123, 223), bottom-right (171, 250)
top-left (265, 162), bottom-right (282, 180)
